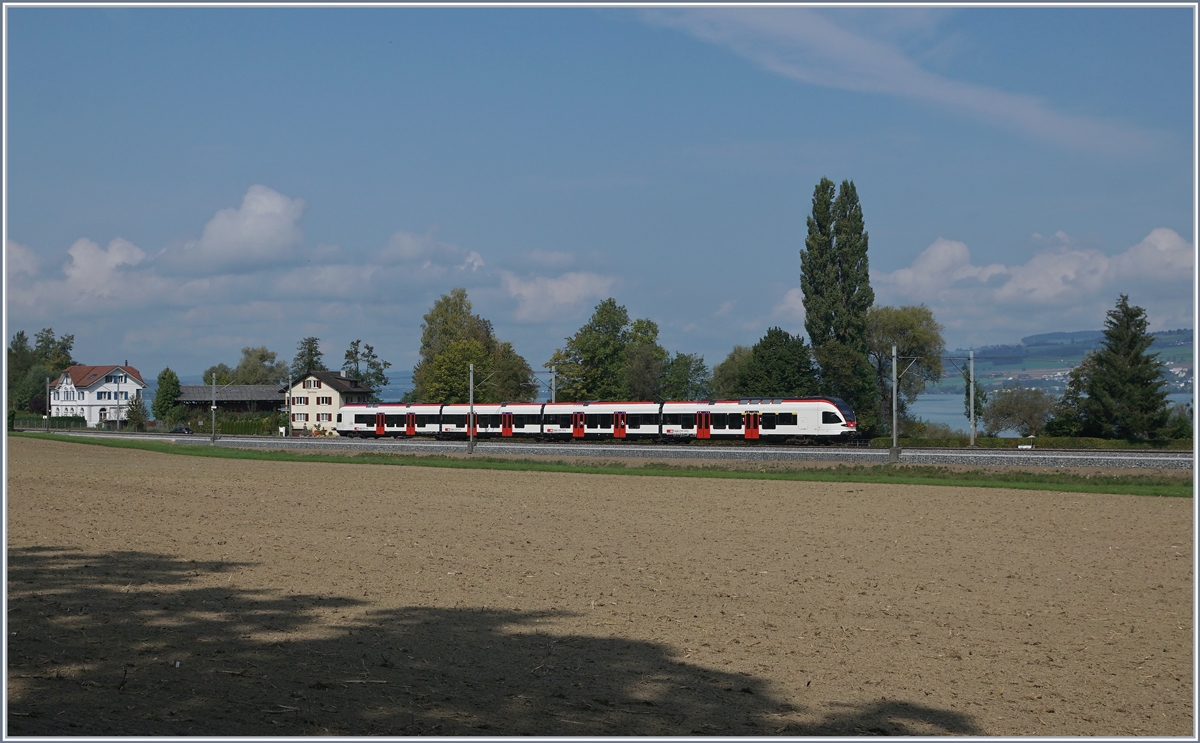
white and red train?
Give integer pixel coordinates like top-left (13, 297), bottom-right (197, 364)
top-left (335, 398), bottom-right (857, 441)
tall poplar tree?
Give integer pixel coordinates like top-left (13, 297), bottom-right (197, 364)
top-left (800, 178), bottom-right (878, 432)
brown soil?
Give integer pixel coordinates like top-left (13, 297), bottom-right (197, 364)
top-left (7, 437), bottom-right (1193, 736)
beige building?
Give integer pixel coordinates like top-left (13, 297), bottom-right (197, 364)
top-left (287, 370), bottom-right (376, 433)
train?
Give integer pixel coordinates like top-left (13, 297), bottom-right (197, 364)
top-left (334, 397), bottom-right (857, 442)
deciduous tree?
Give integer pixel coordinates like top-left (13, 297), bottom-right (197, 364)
top-left (546, 298), bottom-right (635, 402)
top-left (660, 353), bottom-right (711, 401)
top-left (424, 340), bottom-right (492, 404)
top-left (868, 305), bottom-right (945, 430)
top-left (981, 386), bottom-right (1055, 437)
top-left (414, 289), bottom-right (535, 402)
top-left (233, 346), bottom-right (288, 385)
top-left (739, 327), bottom-right (818, 399)
top-left (711, 346), bottom-right (753, 399)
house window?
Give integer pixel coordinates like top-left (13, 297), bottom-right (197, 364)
top-left (303, 379), bottom-right (322, 389)
top-left (292, 413), bottom-right (309, 422)
top-left (317, 413), bottom-right (332, 422)
top-left (316, 396), bottom-right (332, 406)
top-left (292, 397), bottom-right (308, 406)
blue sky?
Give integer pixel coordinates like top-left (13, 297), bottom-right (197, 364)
top-left (5, 6), bottom-right (1195, 394)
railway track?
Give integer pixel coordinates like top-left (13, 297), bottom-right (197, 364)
top-left (50, 431), bottom-right (1195, 470)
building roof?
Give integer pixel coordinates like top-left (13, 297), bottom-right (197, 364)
top-left (293, 369), bottom-right (376, 395)
top-left (177, 385), bottom-right (287, 404)
top-left (52, 365), bottom-right (147, 389)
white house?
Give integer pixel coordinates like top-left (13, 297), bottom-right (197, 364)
top-left (287, 370), bottom-right (375, 433)
top-left (50, 364), bottom-right (148, 427)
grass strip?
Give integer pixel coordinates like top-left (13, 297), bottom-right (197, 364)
top-left (11, 432), bottom-right (1193, 498)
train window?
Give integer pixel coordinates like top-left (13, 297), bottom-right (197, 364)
top-left (585, 414), bottom-right (598, 429)
top-left (711, 413), bottom-right (727, 429)
top-left (662, 413), bottom-right (680, 426)
top-left (626, 414), bottom-right (640, 429)
top-left (336, 413), bottom-right (342, 423)
top-left (778, 412), bottom-right (797, 425)
top-left (354, 414), bottom-right (374, 425)
top-left (600, 414), bottom-right (613, 428)
top-left (647, 414), bottom-right (660, 426)
top-left (385, 415), bottom-right (404, 426)
top-left (512, 415), bottom-right (524, 429)
top-left (727, 413), bottom-right (742, 429)
top-left (446, 414), bottom-right (465, 427)
top-left (822, 411), bottom-right (842, 424)
top-left (680, 413), bottom-right (694, 429)
top-left (762, 413), bottom-right (777, 430)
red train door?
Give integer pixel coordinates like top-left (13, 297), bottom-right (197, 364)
top-left (468, 412), bottom-right (478, 437)
top-left (696, 411), bottom-right (711, 439)
top-left (744, 412), bottom-right (760, 440)
top-left (614, 412), bottom-right (627, 438)
top-left (405, 412), bottom-right (416, 436)
top-left (572, 412), bottom-right (585, 438)
top-left (375, 412), bottom-right (385, 437)
top-left (501, 412), bottom-right (514, 437)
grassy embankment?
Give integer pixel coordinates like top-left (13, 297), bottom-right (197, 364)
top-left (10, 432), bottom-right (1192, 498)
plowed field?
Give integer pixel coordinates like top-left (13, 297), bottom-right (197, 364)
top-left (7, 437), bottom-right (1193, 735)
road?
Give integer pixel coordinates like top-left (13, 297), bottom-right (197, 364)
top-left (49, 431), bottom-right (1195, 470)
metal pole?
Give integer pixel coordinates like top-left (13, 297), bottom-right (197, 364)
top-left (45, 377), bottom-right (50, 431)
top-left (468, 363), bottom-right (475, 454)
top-left (211, 373), bottom-right (217, 445)
top-left (116, 371), bottom-right (121, 432)
top-left (969, 350), bottom-right (976, 447)
top-left (286, 373), bottom-right (292, 437)
top-left (551, 366), bottom-right (556, 404)
top-left (891, 344), bottom-right (898, 450)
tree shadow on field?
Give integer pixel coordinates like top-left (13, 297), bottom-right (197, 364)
top-left (7, 547), bottom-right (982, 735)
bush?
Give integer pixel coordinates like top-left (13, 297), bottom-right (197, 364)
top-left (871, 436), bottom-right (1191, 450)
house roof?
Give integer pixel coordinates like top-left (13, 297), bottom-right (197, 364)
top-left (292, 369), bottom-right (376, 395)
top-left (52, 365), bottom-right (147, 389)
top-left (177, 385), bottom-right (287, 404)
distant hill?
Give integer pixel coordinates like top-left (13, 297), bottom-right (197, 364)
top-left (1019, 330), bottom-right (1104, 346)
top-left (934, 327), bottom-right (1193, 395)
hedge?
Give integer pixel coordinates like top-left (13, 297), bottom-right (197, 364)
top-left (870, 436), bottom-right (1192, 450)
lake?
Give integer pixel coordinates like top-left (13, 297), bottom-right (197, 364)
top-left (907, 392), bottom-right (1194, 436)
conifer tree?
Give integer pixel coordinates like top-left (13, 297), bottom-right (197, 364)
top-left (1083, 294), bottom-right (1169, 439)
top-left (291, 337), bottom-right (327, 376)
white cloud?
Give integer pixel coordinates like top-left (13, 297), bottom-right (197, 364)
top-left (771, 288), bottom-right (806, 323)
top-left (647, 8), bottom-right (1150, 154)
top-left (875, 238), bottom-right (1008, 299)
top-left (377, 229), bottom-right (485, 276)
top-left (500, 271), bottom-right (616, 323)
top-left (874, 228), bottom-right (1194, 344)
top-left (6, 240), bottom-right (39, 277)
top-left (158, 185), bottom-right (306, 275)
top-left (1104, 227), bottom-right (1195, 283)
